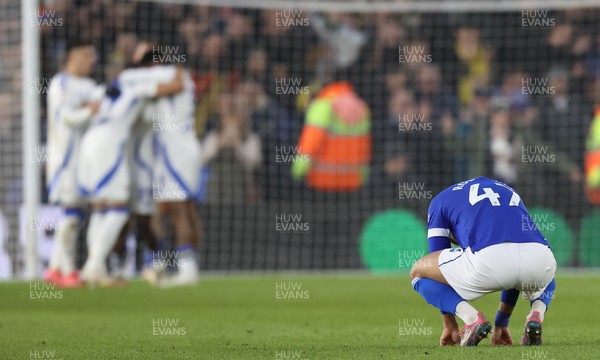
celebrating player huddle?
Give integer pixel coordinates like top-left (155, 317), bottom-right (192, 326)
top-left (44, 41), bottom-right (202, 288)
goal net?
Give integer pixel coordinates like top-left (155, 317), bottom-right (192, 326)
top-left (3, 0), bottom-right (600, 277)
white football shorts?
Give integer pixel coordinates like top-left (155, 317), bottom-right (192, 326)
top-left (152, 132), bottom-right (201, 202)
top-left (49, 162), bottom-right (85, 207)
top-left (77, 126), bottom-right (130, 204)
top-left (438, 242), bottom-right (556, 301)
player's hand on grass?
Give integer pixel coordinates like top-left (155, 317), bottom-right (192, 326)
top-left (440, 314), bottom-right (460, 346)
top-left (439, 326), bottom-right (460, 346)
top-left (491, 326), bottom-right (513, 345)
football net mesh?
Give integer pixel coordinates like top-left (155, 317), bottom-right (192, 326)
top-left (3, 0), bottom-right (600, 276)
top-left (0, 0), bottom-right (22, 277)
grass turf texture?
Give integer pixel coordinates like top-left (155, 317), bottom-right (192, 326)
top-left (1, 274), bottom-right (599, 359)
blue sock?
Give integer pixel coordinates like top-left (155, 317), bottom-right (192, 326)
top-left (532, 278), bottom-right (556, 310)
top-left (176, 244), bottom-right (197, 262)
top-left (411, 277), bottom-right (464, 314)
top-left (176, 244), bottom-right (192, 252)
top-left (176, 244), bottom-right (194, 254)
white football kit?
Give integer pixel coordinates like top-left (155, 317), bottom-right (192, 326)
top-left (46, 72), bottom-right (104, 206)
top-left (147, 66), bottom-right (201, 202)
top-left (77, 67), bottom-right (176, 204)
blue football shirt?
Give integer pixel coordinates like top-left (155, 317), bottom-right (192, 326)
top-left (427, 177), bottom-right (550, 253)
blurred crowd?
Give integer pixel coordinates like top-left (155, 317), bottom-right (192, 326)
top-left (2, 1), bottom-right (600, 227)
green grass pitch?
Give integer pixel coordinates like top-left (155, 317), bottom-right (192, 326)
top-left (1, 274), bottom-right (599, 359)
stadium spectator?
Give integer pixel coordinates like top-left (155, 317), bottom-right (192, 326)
top-left (392, 82), bottom-right (454, 193)
top-left (369, 17), bottom-right (407, 73)
top-left (535, 24), bottom-right (576, 78)
top-left (201, 94), bottom-right (261, 205)
top-left (494, 70), bottom-right (530, 110)
top-left (454, 27), bottom-right (491, 106)
top-left (386, 71), bottom-right (408, 98)
top-left (584, 34), bottom-right (600, 80)
top-left (401, 39), bottom-right (434, 76)
top-left (258, 10), bottom-right (318, 114)
top-left (105, 32), bottom-right (137, 80)
top-left (244, 49), bottom-right (269, 88)
top-left (194, 32), bottom-right (237, 138)
top-left (488, 104), bottom-right (517, 185)
top-left (236, 80), bottom-right (296, 200)
top-left (569, 27), bottom-right (594, 96)
top-left (537, 68), bottom-right (590, 166)
top-left (310, 13), bottom-right (367, 71)
top-left (363, 18), bottom-right (406, 122)
top-left (414, 65), bottom-right (459, 124)
top-left (444, 87), bottom-right (493, 182)
top-left (370, 69), bottom-right (409, 125)
top-left (372, 88), bottom-right (412, 163)
top-left (374, 82), bottom-right (452, 195)
top-left (225, 11), bottom-right (256, 71)
top-left (178, 17), bottom-right (206, 69)
top-left (512, 102), bottom-right (583, 209)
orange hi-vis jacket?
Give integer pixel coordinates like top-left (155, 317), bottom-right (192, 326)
top-left (291, 82), bottom-right (371, 191)
top-left (585, 106), bottom-right (600, 204)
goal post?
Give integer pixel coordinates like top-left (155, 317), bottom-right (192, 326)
top-left (21, 0), bottom-right (41, 279)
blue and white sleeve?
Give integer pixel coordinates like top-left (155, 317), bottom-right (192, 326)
top-left (427, 196), bottom-right (451, 253)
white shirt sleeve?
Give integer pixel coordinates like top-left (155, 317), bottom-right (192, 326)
top-left (119, 66), bottom-right (176, 86)
top-left (119, 66), bottom-right (178, 98)
top-left (56, 77), bottom-right (99, 126)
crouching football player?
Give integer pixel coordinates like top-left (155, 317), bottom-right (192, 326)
top-left (409, 177), bottom-right (557, 346)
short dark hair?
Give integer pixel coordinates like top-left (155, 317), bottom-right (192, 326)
top-left (135, 49), bottom-right (155, 67)
top-left (65, 37), bottom-right (94, 53)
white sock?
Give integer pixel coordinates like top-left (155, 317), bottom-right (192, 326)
top-left (49, 215), bottom-right (80, 274)
top-left (82, 211), bottom-right (103, 277)
top-left (95, 210), bottom-right (129, 273)
top-left (528, 300), bottom-right (547, 322)
top-left (175, 246), bottom-right (198, 277)
top-left (455, 301), bottom-right (480, 325)
top-left (48, 235), bottom-right (64, 271)
top-left (86, 212), bottom-right (102, 257)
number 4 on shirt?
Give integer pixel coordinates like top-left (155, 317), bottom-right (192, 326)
top-left (468, 183), bottom-right (520, 207)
